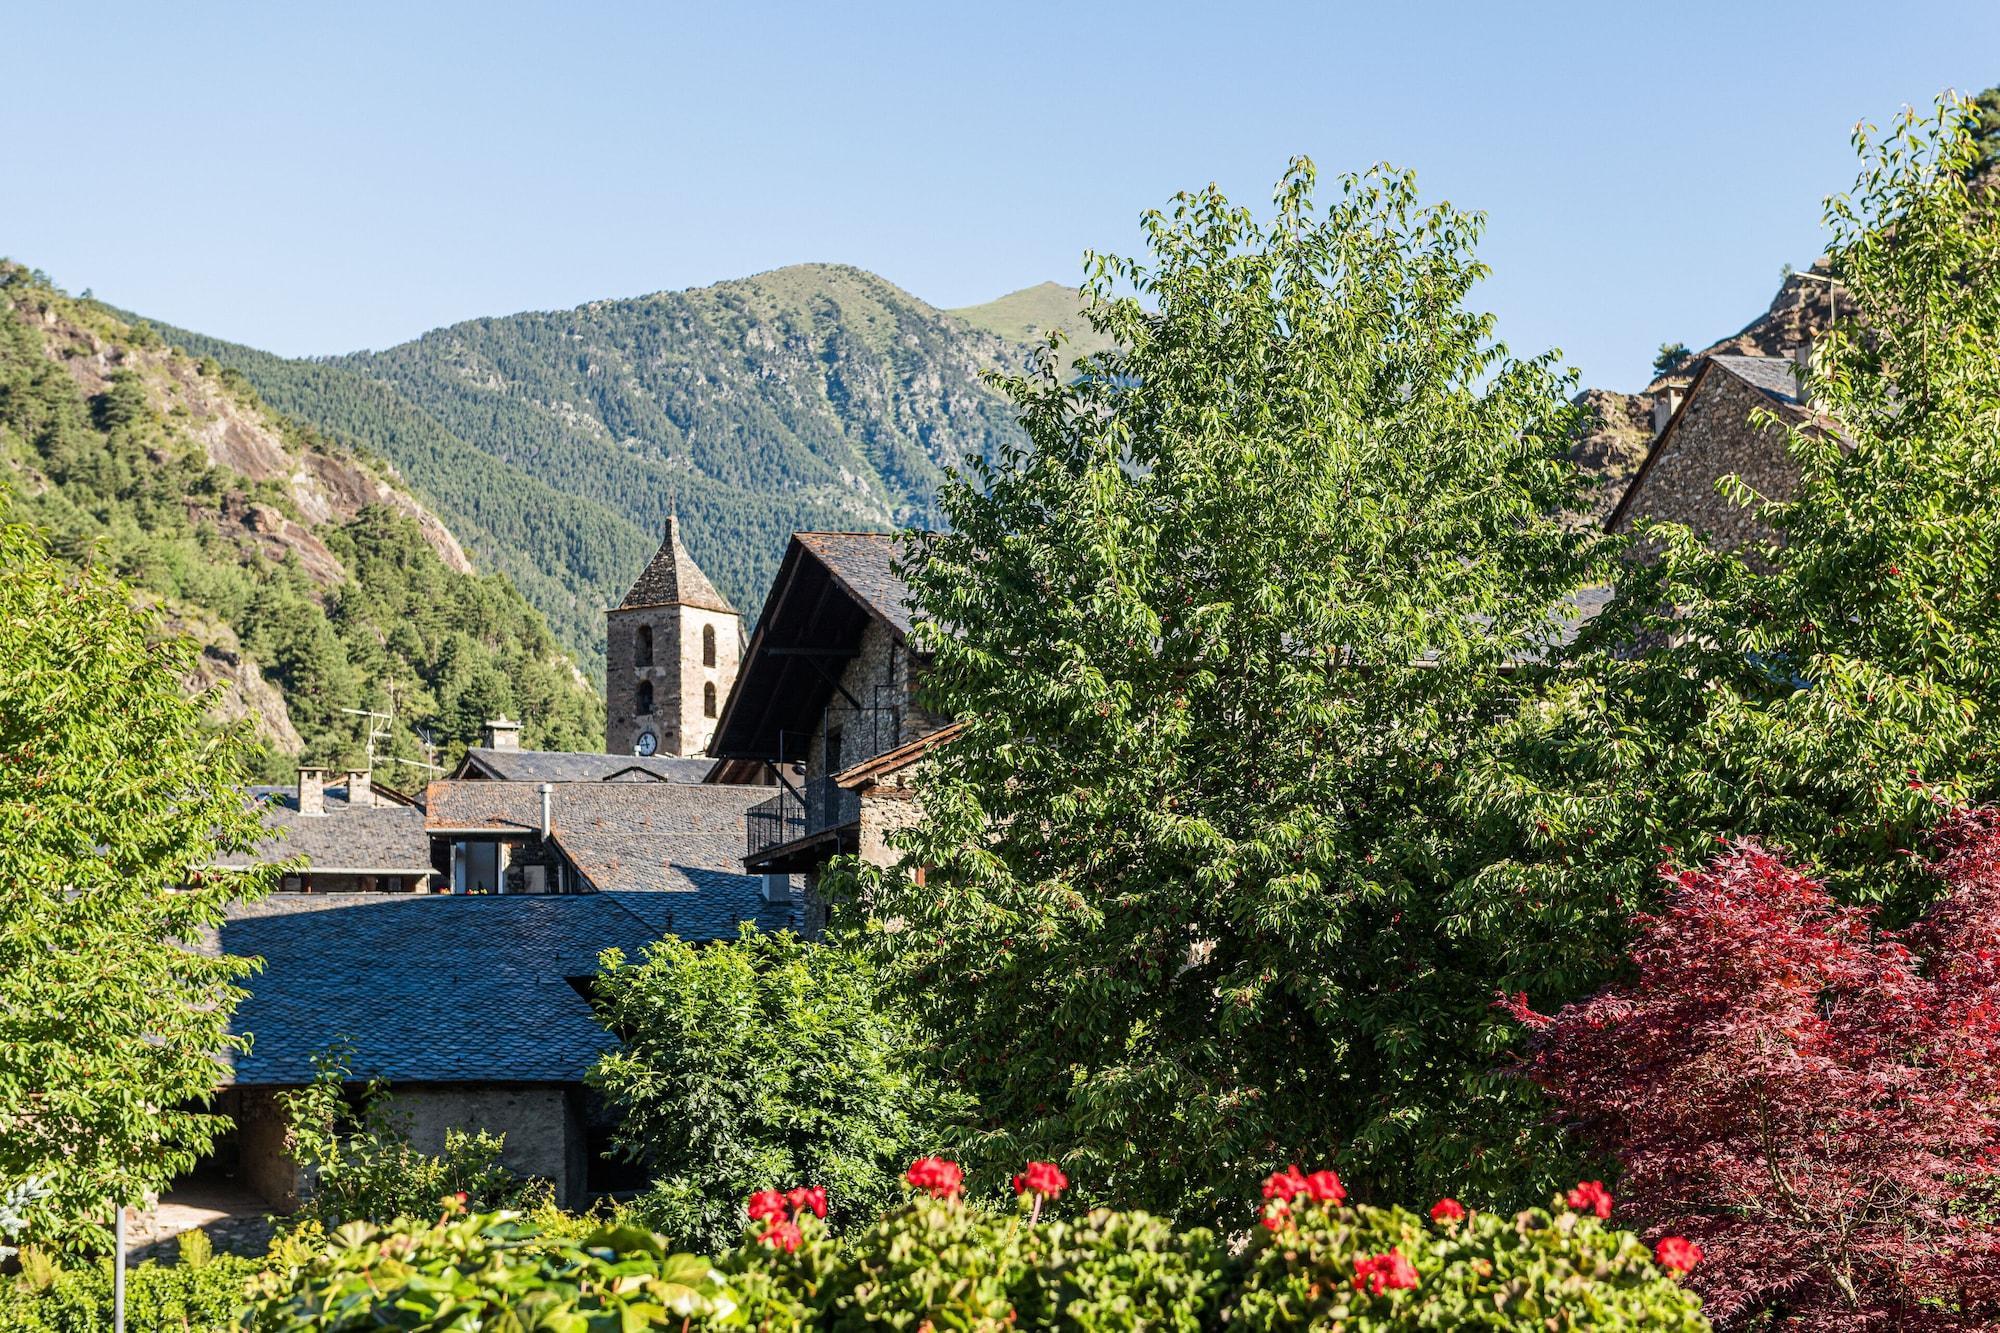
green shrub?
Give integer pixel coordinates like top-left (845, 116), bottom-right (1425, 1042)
top-left (239, 1205), bottom-right (733, 1331)
top-left (1229, 1194), bottom-right (1705, 1331)
top-left (0, 1253), bottom-right (260, 1333)
top-left (278, 1048), bottom-right (549, 1230)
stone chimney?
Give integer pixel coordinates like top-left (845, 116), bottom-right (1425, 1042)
top-left (482, 718), bottom-right (522, 752)
top-left (1652, 387), bottom-right (1685, 437)
top-left (344, 769), bottom-right (374, 809)
top-left (1792, 341), bottom-right (1814, 409)
top-left (297, 766), bottom-right (331, 818)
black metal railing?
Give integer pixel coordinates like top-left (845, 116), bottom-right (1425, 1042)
top-left (746, 777), bottom-right (860, 861)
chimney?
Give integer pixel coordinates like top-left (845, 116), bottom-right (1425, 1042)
top-left (538, 782), bottom-right (554, 840)
top-left (1651, 387), bottom-right (1685, 437)
top-left (1792, 341), bottom-right (1814, 409)
top-left (343, 769), bottom-right (374, 809)
top-left (297, 766), bottom-right (331, 818)
top-left (482, 718), bottom-right (522, 752)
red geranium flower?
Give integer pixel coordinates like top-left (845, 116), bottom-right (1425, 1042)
top-left (1429, 1197), bottom-right (1466, 1224)
top-left (1259, 1198), bottom-right (1292, 1231)
top-left (906, 1156), bottom-right (964, 1199)
top-left (747, 1188), bottom-right (789, 1223)
top-left (1301, 1169), bottom-right (1345, 1204)
top-left (786, 1185), bottom-right (828, 1219)
top-left (1655, 1236), bottom-right (1703, 1274)
top-left (1261, 1165), bottom-right (1308, 1203)
top-left (1012, 1161), bottom-right (1068, 1198)
top-left (759, 1218), bottom-right (803, 1253)
top-left (1565, 1180), bottom-right (1614, 1219)
top-left (1352, 1249), bottom-right (1420, 1295)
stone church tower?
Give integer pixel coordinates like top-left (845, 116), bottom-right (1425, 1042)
top-left (606, 514), bottom-right (741, 758)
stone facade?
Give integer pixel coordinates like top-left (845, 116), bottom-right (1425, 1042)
top-left (606, 601), bottom-right (741, 758)
top-left (1612, 360), bottom-right (1803, 560)
top-left (800, 620), bottom-right (938, 786)
top-left (230, 1082), bottom-right (589, 1211)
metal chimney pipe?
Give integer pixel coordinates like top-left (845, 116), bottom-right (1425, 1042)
top-left (538, 782), bottom-right (553, 840)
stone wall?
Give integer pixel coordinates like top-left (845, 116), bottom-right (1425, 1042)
top-left (230, 1081), bottom-right (589, 1212)
top-left (1614, 368), bottom-right (1799, 559)
top-left (803, 621), bottom-right (939, 783)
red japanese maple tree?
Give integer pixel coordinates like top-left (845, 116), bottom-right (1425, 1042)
top-left (1508, 808), bottom-right (2000, 1329)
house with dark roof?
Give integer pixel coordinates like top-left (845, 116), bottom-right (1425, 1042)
top-left (205, 890), bottom-right (785, 1210)
top-left (423, 778), bottom-right (798, 905)
top-left (210, 768), bottom-right (435, 893)
top-left (1608, 352), bottom-right (1817, 556)
top-left (706, 533), bottom-right (953, 921)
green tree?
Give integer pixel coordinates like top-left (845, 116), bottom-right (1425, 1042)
top-left (848, 160), bottom-right (1609, 1223)
top-left (1495, 92), bottom-right (2000, 933)
top-left (589, 926), bottom-right (949, 1251)
top-left (0, 512), bottom-right (276, 1252)
top-left (1651, 340), bottom-right (1692, 379)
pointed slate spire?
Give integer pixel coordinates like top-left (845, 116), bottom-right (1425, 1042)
top-left (618, 510), bottom-right (736, 613)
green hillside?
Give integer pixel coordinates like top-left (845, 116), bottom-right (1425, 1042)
top-left (0, 262), bottom-right (602, 779)
top-left (161, 264), bottom-right (1034, 677)
top-left (948, 281), bottom-right (1117, 364)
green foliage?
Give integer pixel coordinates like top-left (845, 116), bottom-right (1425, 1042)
top-left (589, 925), bottom-right (952, 1251)
top-left (0, 1252), bottom-right (261, 1333)
top-left (239, 1209), bottom-right (734, 1331)
top-left (0, 265), bottom-right (601, 771)
top-left (1229, 1197), bottom-right (1705, 1331)
top-left (1491, 92), bottom-right (2000, 944)
top-left (154, 263), bottom-right (1035, 673)
top-left (0, 512), bottom-right (276, 1253)
top-left (1650, 341), bottom-right (1692, 378)
top-left (277, 1049), bottom-right (546, 1231)
top-left (847, 159), bottom-right (1611, 1221)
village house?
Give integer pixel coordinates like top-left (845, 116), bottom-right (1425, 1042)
top-left (1608, 350), bottom-right (1817, 555)
top-left (193, 521), bottom-right (799, 1215)
top-left (705, 533), bottom-right (956, 927)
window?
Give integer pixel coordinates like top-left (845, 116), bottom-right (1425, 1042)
top-left (637, 680), bottom-right (654, 715)
top-left (635, 624), bottom-right (654, 666)
top-left (704, 681), bottom-right (718, 718)
top-left (702, 623), bottom-right (717, 667)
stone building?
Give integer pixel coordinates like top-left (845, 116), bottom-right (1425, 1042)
top-left (205, 891), bottom-right (786, 1210)
top-left (605, 514), bottom-right (742, 759)
top-left (1607, 352), bottom-right (1816, 556)
top-left (706, 533), bottom-right (953, 925)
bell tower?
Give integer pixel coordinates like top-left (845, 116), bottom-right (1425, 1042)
top-left (606, 511), bottom-right (741, 758)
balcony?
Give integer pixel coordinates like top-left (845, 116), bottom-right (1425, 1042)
top-left (745, 776), bottom-right (860, 869)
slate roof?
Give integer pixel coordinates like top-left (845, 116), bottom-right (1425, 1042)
top-left (794, 532), bottom-right (915, 637)
top-left (207, 888), bottom-right (794, 1086)
top-left (424, 780), bottom-right (774, 893)
top-left (211, 789), bottom-right (434, 875)
top-left (1710, 354), bottom-right (1806, 406)
top-left (618, 514), bottom-right (735, 613)
top-left (456, 748), bottom-right (714, 784)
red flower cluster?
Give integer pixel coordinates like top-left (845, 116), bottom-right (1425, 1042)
top-left (1259, 1164), bottom-right (1345, 1230)
top-left (1012, 1161), bottom-right (1068, 1198)
top-left (1655, 1236), bottom-right (1703, 1274)
top-left (746, 1184), bottom-right (825, 1250)
top-left (1429, 1197), bottom-right (1465, 1224)
top-left (906, 1156), bottom-right (964, 1199)
top-left (1565, 1180), bottom-right (1613, 1219)
top-left (1351, 1248), bottom-right (1419, 1295)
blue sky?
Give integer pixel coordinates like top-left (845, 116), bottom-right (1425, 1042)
top-left (6, 1), bottom-right (1996, 390)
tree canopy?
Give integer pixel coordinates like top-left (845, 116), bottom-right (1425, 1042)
top-left (0, 512), bottom-right (276, 1252)
top-left (851, 159), bottom-right (1612, 1222)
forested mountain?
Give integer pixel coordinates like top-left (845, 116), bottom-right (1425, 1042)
top-left (159, 264), bottom-right (1035, 676)
top-left (0, 262), bottom-right (601, 780)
